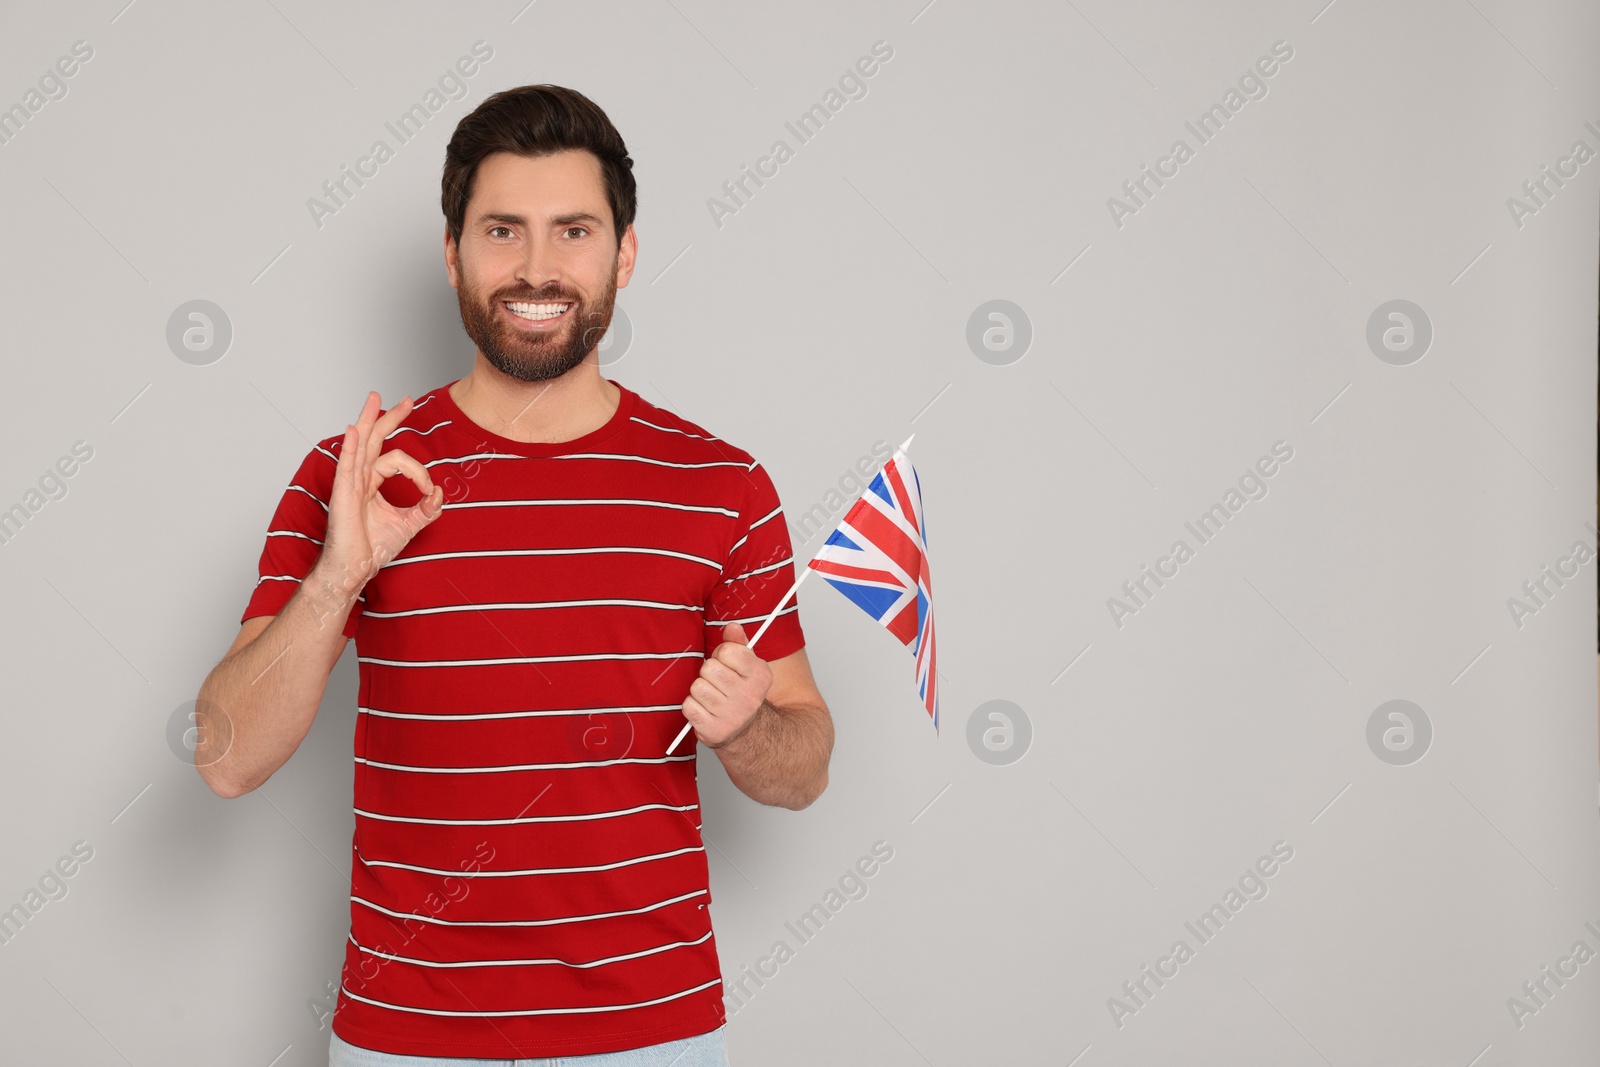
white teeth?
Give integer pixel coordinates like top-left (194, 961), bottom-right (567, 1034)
top-left (506, 301), bottom-right (570, 321)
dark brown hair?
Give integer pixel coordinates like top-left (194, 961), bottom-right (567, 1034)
top-left (441, 84), bottom-right (636, 248)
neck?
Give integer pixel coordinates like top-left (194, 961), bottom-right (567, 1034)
top-left (449, 356), bottom-right (620, 444)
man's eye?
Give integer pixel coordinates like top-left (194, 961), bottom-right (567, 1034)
top-left (565, 227), bottom-right (588, 239)
top-left (490, 226), bottom-right (513, 239)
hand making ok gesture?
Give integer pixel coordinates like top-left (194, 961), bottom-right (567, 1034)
top-left (315, 391), bottom-right (444, 601)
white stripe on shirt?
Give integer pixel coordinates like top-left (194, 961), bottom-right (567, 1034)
top-left (347, 929), bottom-right (712, 969)
top-left (380, 546), bottom-right (721, 571)
top-left (349, 888), bottom-right (707, 928)
top-left (359, 598), bottom-right (701, 619)
top-left (354, 754), bottom-right (697, 774)
top-left (358, 702), bottom-right (683, 721)
top-left (356, 843), bottom-right (704, 876)
top-left (442, 498), bottom-right (738, 517)
top-left (356, 650), bottom-right (704, 668)
top-left (338, 977), bottom-right (722, 1018)
top-left (352, 801), bottom-right (697, 826)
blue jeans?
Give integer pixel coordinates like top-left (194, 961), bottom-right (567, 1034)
top-left (328, 1027), bottom-right (727, 1067)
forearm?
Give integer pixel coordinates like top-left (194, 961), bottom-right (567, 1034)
top-left (712, 700), bottom-right (833, 810)
top-left (195, 564), bottom-right (358, 798)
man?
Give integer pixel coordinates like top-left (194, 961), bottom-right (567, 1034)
top-left (194, 84), bottom-right (833, 1065)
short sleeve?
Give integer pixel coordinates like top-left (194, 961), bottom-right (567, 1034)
top-left (705, 461), bottom-right (806, 660)
top-left (239, 439), bottom-right (362, 639)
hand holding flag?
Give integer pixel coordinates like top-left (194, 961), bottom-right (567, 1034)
top-left (679, 621), bottom-right (773, 749)
top-left (667, 434), bottom-right (937, 755)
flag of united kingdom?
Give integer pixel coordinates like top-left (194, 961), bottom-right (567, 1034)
top-left (808, 441), bottom-right (939, 731)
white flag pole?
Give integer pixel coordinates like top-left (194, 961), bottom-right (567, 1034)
top-left (746, 566), bottom-right (811, 648)
top-left (665, 433), bottom-right (915, 755)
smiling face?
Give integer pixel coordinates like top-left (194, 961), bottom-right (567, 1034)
top-left (446, 149), bottom-right (636, 383)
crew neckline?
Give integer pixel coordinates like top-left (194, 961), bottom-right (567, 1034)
top-left (433, 378), bottom-right (636, 458)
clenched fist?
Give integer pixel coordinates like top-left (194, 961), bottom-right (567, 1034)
top-left (682, 622), bottom-right (773, 749)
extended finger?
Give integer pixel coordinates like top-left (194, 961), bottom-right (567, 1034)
top-left (330, 423), bottom-right (359, 503)
top-left (364, 396), bottom-right (416, 475)
top-left (360, 392), bottom-right (394, 472)
top-left (351, 391), bottom-right (379, 447)
top-left (368, 396), bottom-right (414, 464)
top-left (346, 392), bottom-right (379, 480)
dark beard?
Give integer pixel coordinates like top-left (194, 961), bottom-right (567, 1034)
top-left (456, 264), bottom-right (619, 383)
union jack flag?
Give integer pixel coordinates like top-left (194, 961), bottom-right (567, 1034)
top-left (808, 439), bottom-right (939, 731)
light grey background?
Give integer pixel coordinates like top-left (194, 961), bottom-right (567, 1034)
top-left (1, 0), bottom-right (1597, 1064)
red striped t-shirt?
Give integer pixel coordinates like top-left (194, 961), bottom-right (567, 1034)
top-left (239, 378), bottom-right (805, 1057)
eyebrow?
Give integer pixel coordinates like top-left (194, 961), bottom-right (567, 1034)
top-left (475, 211), bottom-right (607, 229)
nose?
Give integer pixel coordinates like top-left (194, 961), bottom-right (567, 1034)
top-left (511, 232), bottom-right (563, 296)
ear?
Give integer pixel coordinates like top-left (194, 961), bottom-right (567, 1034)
top-left (444, 225), bottom-right (461, 290)
top-left (614, 223), bottom-right (638, 290)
